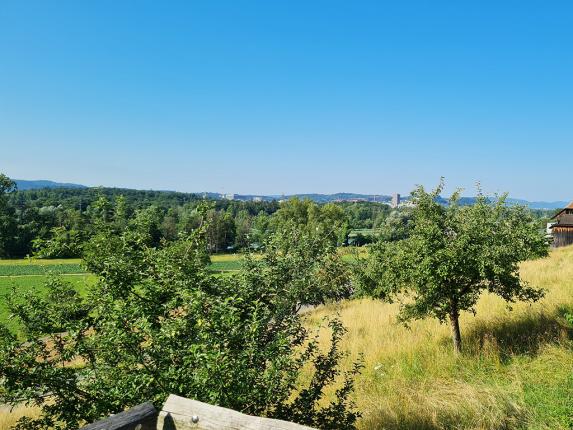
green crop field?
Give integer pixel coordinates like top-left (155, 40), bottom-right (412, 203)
top-left (0, 255), bottom-right (246, 276)
top-left (209, 254), bottom-right (244, 271)
top-left (0, 258), bottom-right (83, 266)
top-left (0, 259), bottom-right (92, 332)
top-left (349, 228), bottom-right (381, 236)
top-left (0, 263), bottom-right (86, 276)
top-left (0, 258), bottom-right (86, 276)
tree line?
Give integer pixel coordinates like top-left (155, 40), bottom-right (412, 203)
top-left (0, 174), bottom-right (398, 258)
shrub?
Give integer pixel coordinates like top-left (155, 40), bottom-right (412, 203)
top-left (0, 223), bottom-right (360, 429)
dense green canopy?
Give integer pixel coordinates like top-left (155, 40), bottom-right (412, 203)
top-left (358, 182), bottom-right (549, 352)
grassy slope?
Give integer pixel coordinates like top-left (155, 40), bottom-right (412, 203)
top-left (306, 246), bottom-right (573, 429)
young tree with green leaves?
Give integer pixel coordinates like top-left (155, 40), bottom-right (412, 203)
top-left (357, 181), bottom-right (549, 353)
top-left (0, 220), bottom-right (360, 429)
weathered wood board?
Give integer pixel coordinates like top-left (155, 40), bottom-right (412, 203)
top-left (157, 394), bottom-right (316, 430)
top-left (80, 402), bottom-right (158, 430)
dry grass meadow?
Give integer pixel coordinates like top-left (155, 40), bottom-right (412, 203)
top-left (0, 406), bottom-right (39, 430)
top-left (307, 245), bottom-right (573, 429)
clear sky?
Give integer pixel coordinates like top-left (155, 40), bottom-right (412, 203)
top-left (1, 1), bottom-right (572, 200)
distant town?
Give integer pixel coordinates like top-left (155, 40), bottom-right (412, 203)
top-left (12, 179), bottom-right (570, 209)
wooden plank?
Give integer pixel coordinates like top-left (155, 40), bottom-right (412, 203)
top-left (80, 402), bottom-right (158, 430)
top-left (157, 394), bottom-right (316, 430)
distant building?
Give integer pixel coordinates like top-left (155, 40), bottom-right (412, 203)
top-left (391, 193), bottom-right (401, 208)
top-left (223, 193), bottom-right (236, 200)
top-left (548, 201), bottom-right (573, 247)
top-left (252, 196), bottom-right (263, 202)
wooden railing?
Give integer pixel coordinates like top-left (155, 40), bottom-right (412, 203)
top-left (80, 394), bottom-right (315, 430)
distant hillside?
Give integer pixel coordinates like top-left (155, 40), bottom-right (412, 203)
top-left (505, 198), bottom-right (568, 210)
top-left (12, 179), bottom-right (569, 209)
top-left (288, 193), bottom-right (391, 203)
top-left (15, 180), bottom-right (87, 191)
top-left (232, 193), bottom-right (391, 203)
top-left (440, 196), bottom-right (568, 210)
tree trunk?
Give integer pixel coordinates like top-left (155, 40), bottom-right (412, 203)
top-left (449, 309), bottom-right (462, 354)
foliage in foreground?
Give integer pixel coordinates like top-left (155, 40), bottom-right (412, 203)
top-left (0, 223), bottom-right (360, 429)
top-left (357, 181), bottom-right (549, 352)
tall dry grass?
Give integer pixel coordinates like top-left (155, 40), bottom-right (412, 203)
top-left (306, 246), bottom-right (573, 429)
top-left (0, 406), bottom-right (39, 430)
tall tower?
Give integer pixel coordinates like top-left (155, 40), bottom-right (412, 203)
top-left (391, 193), bottom-right (401, 208)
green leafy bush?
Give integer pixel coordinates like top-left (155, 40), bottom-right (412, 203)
top-left (0, 222), bottom-right (360, 429)
top-left (32, 227), bottom-right (84, 259)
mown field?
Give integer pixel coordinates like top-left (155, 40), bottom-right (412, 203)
top-left (208, 254), bottom-right (245, 271)
top-left (2, 247), bottom-right (572, 429)
top-left (0, 274), bottom-right (96, 333)
top-left (0, 255), bottom-right (244, 276)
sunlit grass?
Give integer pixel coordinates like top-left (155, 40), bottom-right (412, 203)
top-left (305, 245), bottom-right (573, 429)
top-left (210, 253), bottom-right (244, 262)
top-left (0, 406), bottom-right (40, 430)
top-left (0, 258), bottom-right (83, 266)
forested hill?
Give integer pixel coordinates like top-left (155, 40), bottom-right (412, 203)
top-left (9, 186), bottom-right (206, 210)
top-left (15, 180), bottom-right (87, 191)
top-left (445, 196), bottom-right (568, 210)
top-left (13, 180), bottom-right (568, 209)
top-left (2, 183), bottom-right (392, 258)
top-left (0, 172), bottom-right (557, 267)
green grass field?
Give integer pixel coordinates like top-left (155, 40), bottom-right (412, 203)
top-left (0, 255), bottom-right (244, 276)
top-left (0, 251), bottom-right (357, 279)
top-left (0, 252), bottom-right (360, 332)
top-left (0, 274), bottom-right (96, 333)
top-left (0, 259), bottom-right (92, 332)
top-left (209, 254), bottom-right (244, 271)
top-left (349, 228), bottom-right (381, 236)
top-left (0, 258), bottom-right (83, 266)
top-left (0, 258), bottom-right (86, 276)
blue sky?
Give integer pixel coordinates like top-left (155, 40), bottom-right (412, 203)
top-left (1, 1), bottom-right (572, 200)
